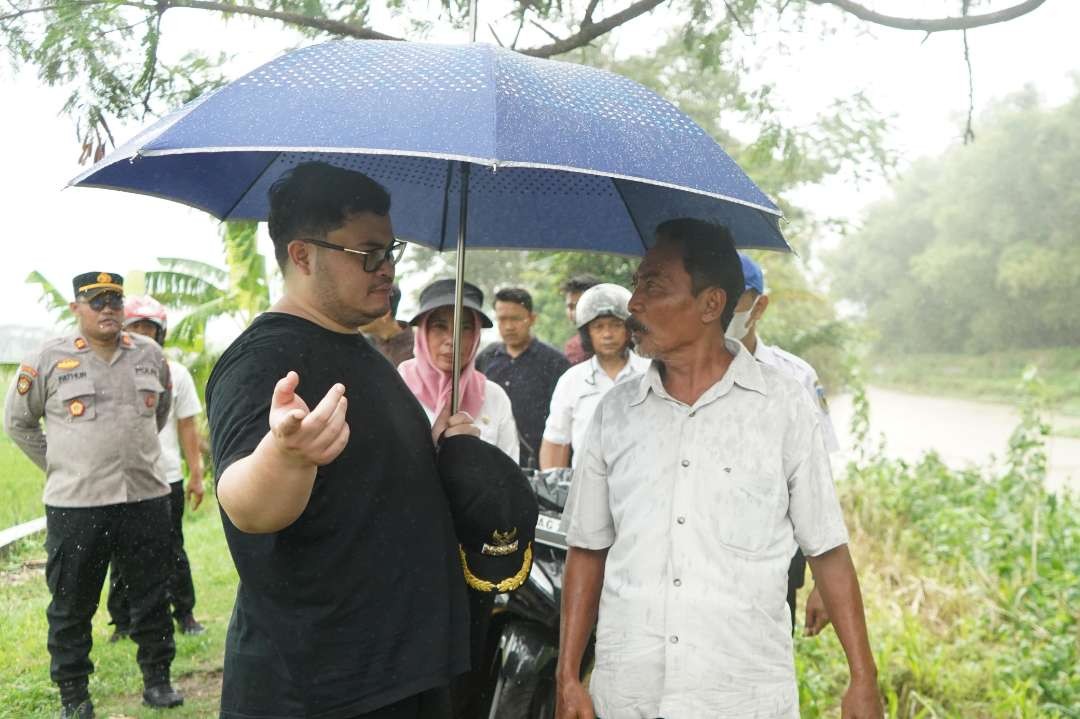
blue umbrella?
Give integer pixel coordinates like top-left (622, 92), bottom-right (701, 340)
top-left (70, 39), bottom-right (788, 408)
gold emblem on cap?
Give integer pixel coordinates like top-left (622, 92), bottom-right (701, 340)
top-left (69, 399), bottom-right (86, 417)
top-left (482, 527), bottom-right (519, 557)
top-left (56, 358), bottom-right (80, 370)
top-left (460, 543), bottom-right (533, 593)
top-left (97, 272), bottom-right (112, 284)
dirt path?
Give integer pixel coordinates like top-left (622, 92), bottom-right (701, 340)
top-left (829, 386), bottom-right (1080, 494)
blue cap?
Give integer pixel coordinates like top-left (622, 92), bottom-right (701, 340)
top-left (738, 253), bottom-right (765, 294)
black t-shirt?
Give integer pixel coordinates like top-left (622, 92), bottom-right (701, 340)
top-left (207, 313), bottom-right (469, 719)
top-left (475, 339), bottom-right (570, 468)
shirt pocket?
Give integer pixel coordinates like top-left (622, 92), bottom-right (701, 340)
top-left (712, 467), bottom-right (779, 555)
top-left (135, 374), bottom-right (164, 417)
top-left (56, 378), bottom-right (96, 422)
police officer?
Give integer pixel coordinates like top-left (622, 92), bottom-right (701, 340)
top-left (3, 272), bottom-right (184, 718)
top-left (107, 295), bottom-right (206, 641)
top-left (726, 254), bottom-right (840, 636)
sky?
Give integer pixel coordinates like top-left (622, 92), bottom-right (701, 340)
top-left (2, 0), bottom-right (1078, 340)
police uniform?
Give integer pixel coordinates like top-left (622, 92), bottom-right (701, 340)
top-left (2, 272), bottom-right (179, 712)
top-left (753, 342), bottom-right (839, 452)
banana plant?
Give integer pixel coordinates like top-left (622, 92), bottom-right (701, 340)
top-left (25, 271), bottom-right (76, 326)
top-left (141, 221), bottom-right (273, 402)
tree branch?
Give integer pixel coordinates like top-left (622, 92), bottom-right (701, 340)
top-left (810, 0), bottom-right (1048, 33)
top-left (1, 0), bottom-right (400, 40)
top-left (522, 0), bottom-right (666, 57)
top-left (0, 0), bottom-right (154, 22)
top-left (582, 0), bottom-right (600, 27)
top-left (161, 0), bottom-right (400, 40)
top-left (723, 0), bottom-right (749, 34)
top-left (961, 1), bottom-right (975, 143)
top-left (529, 17), bottom-right (564, 43)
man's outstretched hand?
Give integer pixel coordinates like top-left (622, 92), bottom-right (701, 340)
top-left (269, 371), bottom-right (350, 467)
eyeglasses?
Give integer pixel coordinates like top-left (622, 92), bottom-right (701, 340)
top-left (81, 293), bottom-right (124, 312)
top-left (302, 238), bottom-right (407, 272)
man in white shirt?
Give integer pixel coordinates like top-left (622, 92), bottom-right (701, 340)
top-left (727, 252), bottom-right (838, 635)
top-left (108, 296), bottom-right (207, 639)
top-left (555, 219), bottom-right (881, 719)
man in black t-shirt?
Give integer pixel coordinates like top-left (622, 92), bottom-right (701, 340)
top-left (475, 287), bottom-right (570, 468)
top-left (207, 162), bottom-right (481, 719)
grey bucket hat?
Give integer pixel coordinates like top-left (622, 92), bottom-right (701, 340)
top-left (408, 278), bottom-right (494, 328)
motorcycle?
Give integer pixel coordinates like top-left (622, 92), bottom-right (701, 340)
top-left (476, 468), bottom-right (594, 719)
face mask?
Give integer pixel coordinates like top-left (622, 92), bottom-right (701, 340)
top-left (725, 295), bottom-right (759, 342)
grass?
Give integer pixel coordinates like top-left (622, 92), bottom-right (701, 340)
top-left (0, 493), bottom-right (236, 718)
top-left (868, 346), bottom-right (1080, 418)
top-left (0, 369), bottom-right (48, 529)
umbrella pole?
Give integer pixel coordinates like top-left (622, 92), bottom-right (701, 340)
top-left (450, 161), bottom-right (471, 416)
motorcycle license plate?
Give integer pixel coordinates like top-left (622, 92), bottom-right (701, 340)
top-left (535, 513), bottom-right (567, 549)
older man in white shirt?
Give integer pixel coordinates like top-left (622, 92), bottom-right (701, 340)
top-left (555, 219), bottom-right (881, 719)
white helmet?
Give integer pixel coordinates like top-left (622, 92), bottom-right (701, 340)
top-left (575, 283), bottom-right (631, 328)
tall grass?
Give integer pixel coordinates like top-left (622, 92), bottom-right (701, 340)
top-left (797, 371), bottom-right (1079, 717)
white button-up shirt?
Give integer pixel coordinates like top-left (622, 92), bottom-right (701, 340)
top-left (564, 339), bottom-right (848, 719)
top-left (753, 341), bottom-right (839, 452)
top-left (543, 351), bottom-right (650, 467)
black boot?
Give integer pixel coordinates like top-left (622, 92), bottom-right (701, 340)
top-left (143, 683), bottom-right (184, 708)
top-left (59, 699), bottom-right (94, 719)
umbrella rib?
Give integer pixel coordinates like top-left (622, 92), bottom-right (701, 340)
top-left (611, 179), bottom-right (649, 253)
top-left (218, 152), bottom-right (285, 221)
top-left (437, 161), bottom-right (455, 253)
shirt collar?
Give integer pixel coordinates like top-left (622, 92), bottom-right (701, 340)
top-left (629, 339), bottom-right (767, 408)
top-left (587, 351), bottom-right (645, 386)
top-left (495, 337), bottom-right (534, 358)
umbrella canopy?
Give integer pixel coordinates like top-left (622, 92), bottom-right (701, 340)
top-left (71, 40), bottom-right (787, 255)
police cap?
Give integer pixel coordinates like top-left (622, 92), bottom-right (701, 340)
top-left (72, 271), bottom-right (124, 299)
top-left (438, 434), bottom-right (538, 592)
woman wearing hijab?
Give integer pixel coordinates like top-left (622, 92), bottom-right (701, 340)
top-left (399, 278), bottom-right (519, 463)
top-left (399, 278), bottom-right (522, 718)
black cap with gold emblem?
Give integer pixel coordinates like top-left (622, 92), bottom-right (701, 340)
top-left (437, 435), bottom-right (539, 592)
top-left (72, 271), bottom-right (124, 299)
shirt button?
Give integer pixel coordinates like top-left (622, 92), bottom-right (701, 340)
top-left (673, 578), bottom-right (682, 587)
top-left (670, 635), bottom-right (679, 644)
top-left (688, 410), bottom-right (696, 418)
top-left (681, 459), bottom-right (690, 468)
top-left (677, 516), bottom-right (686, 524)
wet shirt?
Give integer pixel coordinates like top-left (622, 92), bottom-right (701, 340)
top-left (542, 351), bottom-right (650, 468)
top-left (754, 342), bottom-right (839, 452)
top-left (476, 339), bottom-right (570, 468)
top-left (563, 339), bottom-right (848, 719)
top-left (206, 313), bottom-right (469, 719)
top-left (4, 332), bottom-right (172, 508)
